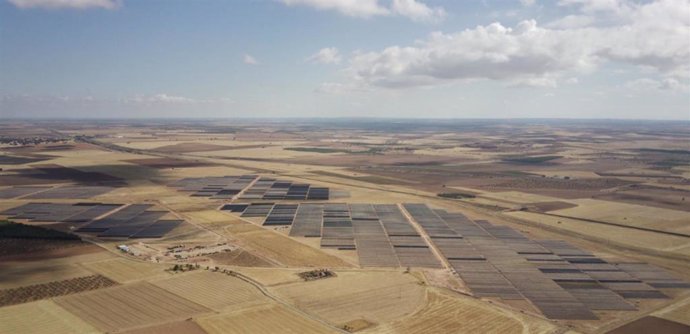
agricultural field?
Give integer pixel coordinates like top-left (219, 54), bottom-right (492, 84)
top-left (196, 302), bottom-right (337, 334)
top-left (81, 258), bottom-right (171, 283)
top-left (0, 300), bottom-right (99, 334)
top-left (0, 275), bottom-right (117, 307)
top-left (0, 119), bottom-right (689, 333)
top-left (54, 282), bottom-right (210, 332)
top-left (151, 271), bottom-right (267, 311)
top-left (271, 271), bottom-right (427, 326)
top-left (370, 289), bottom-right (558, 334)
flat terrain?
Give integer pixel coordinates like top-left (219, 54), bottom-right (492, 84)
top-left (0, 119), bottom-right (689, 334)
top-left (196, 302), bottom-right (337, 334)
top-left (272, 271), bottom-right (427, 326)
top-left (54, 282), bottom-right (210, 333)
top-left (151, 271), bottom-right (267, 311)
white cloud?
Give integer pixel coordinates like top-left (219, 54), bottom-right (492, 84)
top-left (243, 54), bottom-right (259, 65)
top-left (390, 0), bottom-right (446, 22)
top-left (333, 0), bottom-right (690, 90)
top-left (126, 94), bottom-right (196, 104)
top-left (280, 0), bottom-right (388, 18)
top-left (279, 0), bottom-right (446, 22)
top-left (546, 15), bottom-right (595, 29)
top-left (306, 47), bottom-right (342, 64)
top-left (625, 78), bottom-right (689, 92)
top-left (520, 0), bottom-right (537, 6)
top-left (558, 0), bottom-right (630, 14)
top-left (8, 0), bottom-right (120, 9)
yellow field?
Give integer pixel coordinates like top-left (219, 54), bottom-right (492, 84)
top-left (551, 199), bottom-right (690, 234)
top-left (55, 282), bottom-right (210, 333)
top-left (507, 211), bottom-right (690, 258)
top-left (368, 289), bottom-right (557, 334)
top-left (653, 294), bottom-right (690, 326)
top-left (0, 260), bottom-right (92, 289)
top-left (477, 190), bottom-right (568, 205)
top-left (0, 251), bottom-right (113, 289)
top-left (196, 302), bottom-right (337, 334)
top-left (0, 300), bottom-right (99, 334)
top-left (233, 267), bottom-right (304, 286)
top-left (151, 271), bottom-right (266, 311)
top-left (271, 271), bottom-right (426, 326)
top-left (82, 258), bottom-right (170, 283)
top-left (223, 223), bottom-right (351, 268)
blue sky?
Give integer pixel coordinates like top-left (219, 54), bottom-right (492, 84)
top-left (1, 0), bottom-right (689, 119)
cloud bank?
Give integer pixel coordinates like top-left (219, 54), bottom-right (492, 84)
top-left (332, 0), bottom-right (689, 90)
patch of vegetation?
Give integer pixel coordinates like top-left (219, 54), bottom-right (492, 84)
top-left (0, 220), bottom-right (79, 240)
top-left (284, 147), bottom-right (353, 154)
top-left (637, 148), bottom-right (690, 155)
top-left (437, 192), bottom-right (476, 199)
top-left (502, 155), bottom-right (562, 164)
top-left (285, 146), bottom-right (385, 155)
top-left (298, 269), bottom-right (336, 281)
top-left (169, 263), bottom-right (200, 272)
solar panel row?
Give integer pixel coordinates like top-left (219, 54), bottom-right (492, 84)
top-left (1, 202), bottom-right (183, 239)
top-left (238, 177), bottom-right (330, 201)
top-left (263, 204), bottom-right (298, 226)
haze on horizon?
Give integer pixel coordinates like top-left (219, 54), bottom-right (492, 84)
top-left (0, 0), bottom-right (689, 120)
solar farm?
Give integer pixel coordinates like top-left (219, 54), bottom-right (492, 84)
top-left (1, 120), bottom-right (690, 334)
top-left (170, 175), bottom-right (330, 200)
top-left (1, 203), bottom-right (184, 239)
top-left (0, 185), bottom-right (115, 199)
top-left (221, 201), bottom-right (690, 320)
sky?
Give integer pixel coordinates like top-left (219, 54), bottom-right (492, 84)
top-left (0, 0), bottom-right (689, 120)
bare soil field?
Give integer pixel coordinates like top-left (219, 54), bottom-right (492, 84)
top-left (593, 185), bottom-right (690, 212)
top-left (652, 294), bottom-right (690, 326)
top-left (0, 258), bottom-right (95, 289)
top-left (0, 274), bottom-right (117, 307)
top-left (152, 142), bottom-right (246, 153)
top-left (271, 271), bottom-right (426, 327)
top-left (223, 222), bottom-right (352, 268)
top-left (82, 258), bottom-right (170, 283)
top-left (208, 248), bottom-right (274, 267)
top-left (607, 316), bottom-right (690, 334)
top-left (152, 271), bottom-right (267, 311)
top-left (55, 282), bottom-right (210, 333)
top-left (121, 320), bottom-right (208, 334)
top-left (125, 157), bottom-right (217, 169)
top-left (196, 302), bottom-right (337, 334)
top-left (0, 238), bottom-right (91, 258)
top-left (507, 211), bottom-right (690, 258)
top-left (549, 198), bottom-right (690, 235)
top-left (529, 201), bottom-right (579, 212)
top-left (0, 300), bottom-right (99, 334)
top-left (369, 288), bottom-right (557, 334)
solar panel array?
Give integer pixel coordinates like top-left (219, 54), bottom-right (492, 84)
top-left (240, 203), bottom-right (275, 217)
top-left (170, 175), bottom-right (257, 199)
top-left (321, 203), bottom-right (354, 249)
top-left (221, 202), bottom-right (442, 268)
top-left (289, 203), bottom-right (323, 237)
top-left (263, 204), bottom-right (298, 226)
top-left (170, 175), bottom-right (331, 201)
top-left (0, 202), bottom-right (183, 239)
top-left (402, 203), bottom-right (690, 320)
top-left (239, 177), bottom-right (330, 201)
top-left (29, 186), bottom-right (115, 199)
top-left (0, 186), bottom-right (52, 199)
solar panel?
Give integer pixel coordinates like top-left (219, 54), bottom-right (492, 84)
top-left (131, 220), bottom-right (183, 238)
